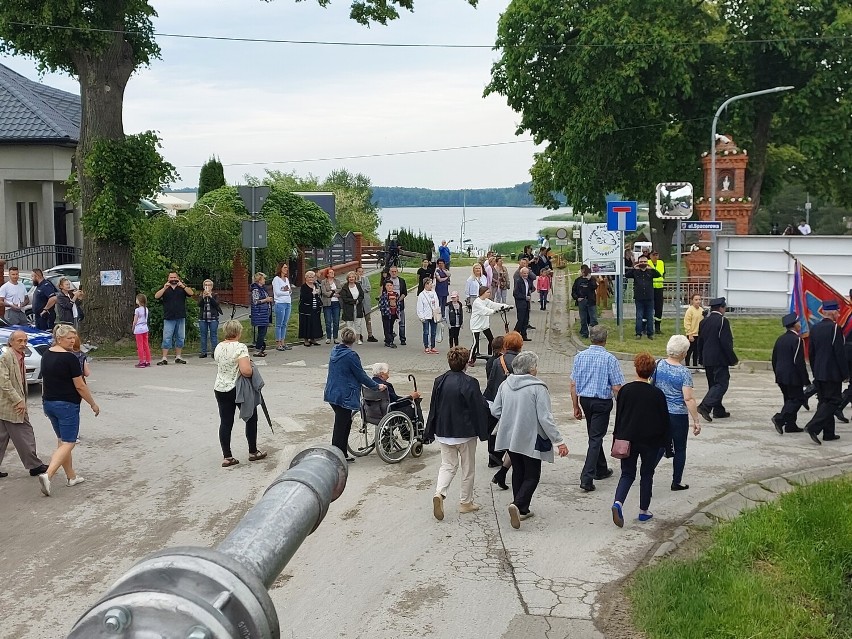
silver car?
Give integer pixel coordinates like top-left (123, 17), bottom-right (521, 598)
top-left (0, 325), bottom-right (51, 384)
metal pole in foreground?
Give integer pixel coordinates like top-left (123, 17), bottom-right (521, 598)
top-left (618, 230), bottom-right (624, 342)
top-left (67, 447), bottom-right (348, 639)
top-left (676, 220), bottom-right (682, 334)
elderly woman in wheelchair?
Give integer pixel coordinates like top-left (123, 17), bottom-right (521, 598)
top-left (346, 364), bottom-right (426, 463)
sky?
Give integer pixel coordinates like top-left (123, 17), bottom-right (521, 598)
top-left (0, 0), bottom-right (539, 190)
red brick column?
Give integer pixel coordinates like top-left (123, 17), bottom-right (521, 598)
top-left (353, 232), bottom-right (363, 269)
top-left (232, 252), bottom-right (249, 306)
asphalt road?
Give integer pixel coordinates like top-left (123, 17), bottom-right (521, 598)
top-left (1, 267), bottom-right (850, 639)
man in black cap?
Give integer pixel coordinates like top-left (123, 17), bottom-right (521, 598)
top-left (803, 300), bottom-right (848, 444)
top-left (771, 313), bottom-right (809, 434)
top-left (696, 297), bottom-right (738, 422)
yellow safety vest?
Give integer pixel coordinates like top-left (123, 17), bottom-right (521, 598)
top-left (651, 259), bottom-right (665, 289)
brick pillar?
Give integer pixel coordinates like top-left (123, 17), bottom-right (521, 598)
top-left (0, 258), bottom-right (5, 319)
top-left (232, 252), bottom-right (249, 306)
top-left (353, 232), bottom-right (363, 269)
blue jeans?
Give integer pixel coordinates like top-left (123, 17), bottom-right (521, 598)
top-left (422, 319), bottom-right (437, 348)
top-left (275, 302), bottom-right (292, 341)
top-left (199, 319), bottom-right (219, 355)
top-left (578, 299), bottom-right (597, 337)
top-left (323, 302), bottom-right (341, 340)
top-left (614, 442), bottom-right (661, 511)
top-left (43, 400), bottom-right (81, 443)
top-left (162, 318), bottom-right (186, 349)
top-left (668, 413), bottom-right (690, 485)
top-left (635, 299), bottom-right (654, 337)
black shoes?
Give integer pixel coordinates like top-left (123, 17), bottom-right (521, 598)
top-left (714, 411), bottom-right (731, 419)
top-left (595, 469), bottom-right (614, 480)
top-left (580, 483), bottom-right (596, 492)
top-left (175, 358), bottom-right (187, 364)
top-left (400, 340), bottom-right (406, 346)
top-left (0, 471), bottom-right (8, 478)
top-left (367, 335), bottom-right (379, 342)
top-left (823, 434), bottom-right (841, 441)
top-left (785, 425), bottom-right (804, 433)
top-left (523, 338), bottom-right (532, 342)
top-left (697, 405), bottom-right (713, 422)
top-left (671, 483), bottom-right (690, 491)
top-left (772, 415), bottom-right (784, 435)
top-left (834, 411), bottom-right (849, 424)
top-left (492, 468), bottom-right (510, 490)
top-left (29, 464), bottom-right (49, 476)
top-left (806, 428), bottom-right (822, 445)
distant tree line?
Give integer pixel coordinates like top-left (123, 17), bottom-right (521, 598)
top-left (373, 182), bottom-right (566, 208)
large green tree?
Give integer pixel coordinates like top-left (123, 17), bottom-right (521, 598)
top-left (197, 155), bottom-right (226, 199)
top-left (486, 0), bottom-right (851, 257)
top-left (0, 0), bottom-right (474, 340)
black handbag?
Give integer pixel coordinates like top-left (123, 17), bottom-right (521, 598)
top-left (534, 434), bottom-right (552, 452)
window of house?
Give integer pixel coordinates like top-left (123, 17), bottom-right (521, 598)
top-left (16, 202), bottom-right (26, 249)
top-left (28, 202), bottom-right (38, 246)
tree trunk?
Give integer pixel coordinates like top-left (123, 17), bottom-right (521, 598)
top-left (74, 34), bottom-right (138, 343)
top-left (746, 108), bottom-right (773, 234)
top-left (648, 199), bottom-right (677, 259)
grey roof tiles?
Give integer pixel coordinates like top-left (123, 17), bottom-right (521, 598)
top-left (0, 63), bottom-right (81, 144)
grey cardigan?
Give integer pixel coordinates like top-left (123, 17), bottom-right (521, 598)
top-left (491, 374), bottom-right (564, 462)
top-left (235, 361), bottom-right (265, 421)
top-left (320, 278), bottom-right (341, 308)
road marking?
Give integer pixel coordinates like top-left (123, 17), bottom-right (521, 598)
top-left (284, 360), bottom-right (307, 367)
top-left (140, 385), bottom-right (194, 394)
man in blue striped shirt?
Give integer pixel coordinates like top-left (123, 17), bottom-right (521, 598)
top-left (570, 325), bottom-right (625, 491)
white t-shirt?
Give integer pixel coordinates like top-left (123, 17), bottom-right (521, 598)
top-left (214, 341), bottom-right (250, 392)
top-left (798, 223), bottom-right (812, 236)
top-left (133, 307), bottom-right (149, 335)
top-left (272, 276), bottom-right (292, 303)
top-left (348, 284), bottom-right (360, 302)
top-left (0, 281), bottom-right (28, 307)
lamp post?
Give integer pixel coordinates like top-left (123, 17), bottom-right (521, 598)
top-left (709, 86), bottom-right (795, 222)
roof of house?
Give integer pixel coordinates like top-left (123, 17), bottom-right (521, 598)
top-left (0, 64), bottom-right (81, 145)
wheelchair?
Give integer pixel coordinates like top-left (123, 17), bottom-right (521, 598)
top-left (347, 375), bottom-right (426, 464)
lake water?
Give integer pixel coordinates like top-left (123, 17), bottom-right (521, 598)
top-left (377, 206), bottom-right (577, 253)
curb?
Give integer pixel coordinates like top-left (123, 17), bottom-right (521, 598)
top-left (646, 456), bottom-right (852, 565)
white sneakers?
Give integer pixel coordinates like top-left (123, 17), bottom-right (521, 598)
top-left (38, 474), bottom-right (86, 496)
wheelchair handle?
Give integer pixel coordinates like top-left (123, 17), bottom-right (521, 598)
top-left (408, 374), bottom-right (417, 392)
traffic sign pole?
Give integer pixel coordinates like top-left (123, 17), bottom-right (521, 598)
top-left (676, 220), bottom-right (682, 333)
top-left (618, 230), bottom-right (624, 342)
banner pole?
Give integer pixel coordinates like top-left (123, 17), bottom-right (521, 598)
top-left (618, 230), bottom-right (624, 342)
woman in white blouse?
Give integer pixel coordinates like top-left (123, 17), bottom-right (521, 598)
top-left (464, 263), bottom-right (488, 310)
top-left (416, 278), bottom-right (441, 354)
top-left (272, 263), bottom-right (293, 351)
top-left (214, 320), bottom-right (266, 467)
top-left (469, 285), bottom-right (511, 365)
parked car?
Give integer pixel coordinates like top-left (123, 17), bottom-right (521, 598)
top-left (44, 263), bottom-right (82, 288)
top-left (0, 324), bottom-right (53, 385)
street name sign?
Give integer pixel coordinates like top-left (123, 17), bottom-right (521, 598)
top-left (682, 221), bottom-right (722, 231)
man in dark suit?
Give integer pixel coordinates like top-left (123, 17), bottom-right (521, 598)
top-left (804, 300), bottom-right (848, 444)
top-left (513, 266), bottom-right (532, 341)
top-left (771, 313), bottom-right (809, 434)
top-left (696, 297), bottom-right (738, 422)
top-left (834, 288), bottom-right (852, 423)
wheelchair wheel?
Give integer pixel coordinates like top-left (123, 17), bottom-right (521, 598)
top-left (410, 441), bottom-right (424, 458)
top-left (375, 411), bottom-right (414, 464)
top-left (347, 411), bottom-right (375, 457)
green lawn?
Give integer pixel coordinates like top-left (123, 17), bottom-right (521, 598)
top-left (631, 477), bottom-right (852, 639)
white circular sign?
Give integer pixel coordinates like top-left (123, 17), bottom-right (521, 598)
top-left (555, 227), bottom-right (569, 240)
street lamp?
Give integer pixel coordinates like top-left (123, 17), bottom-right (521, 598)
top-left (710, 86), bottom-right (795, 221)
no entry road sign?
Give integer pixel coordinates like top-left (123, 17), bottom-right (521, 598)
top-left (606, 201), bottom-right (638, 232)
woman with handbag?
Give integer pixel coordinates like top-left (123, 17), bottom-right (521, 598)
top-left (416, 278), bottom-right (441, 354)
top-left (610, 352), bottom-right (671, 527)
top-left (491, 351), bottom-right (568, 529)
top-left (339, 271), bottom-right (366, 345)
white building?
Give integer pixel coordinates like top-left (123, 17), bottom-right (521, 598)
top-left (0, 63), bottom-right (82, 265)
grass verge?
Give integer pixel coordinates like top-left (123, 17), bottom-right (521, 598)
top-left (630, 477), bottom-right (852, 639)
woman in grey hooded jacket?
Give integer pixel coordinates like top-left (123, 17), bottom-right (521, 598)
top-left (492, 351), bottom-right (569, 529)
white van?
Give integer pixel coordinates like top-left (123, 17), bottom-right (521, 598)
top-left (632, 241), bottom-right (653, 263)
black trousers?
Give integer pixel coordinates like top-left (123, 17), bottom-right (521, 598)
top-left (579, 396), bottom-right (613, 484)
top-left (701, 366), bottom-right (730, 416)
top-left (214, 388), bottom-right (258, 458)
top-left (653, 288), bottom-right (664, 331)
top-left (513, 300), bottom-right (530, 338)
top-left (685, 337), bottom-right (701, 366)
top-left (805, 380), bottom-right (842, 438)
top-left (470, 329), bottom-right (494, 362)
top-left (331, 403), bottom-right (354, 454)
top-left (508, 451), bottom-right (542, 515)
top-left (448, 326), bottom-right (461, 347)
top-left (775, 383), bottom-right (805, 430)
top-left (382, 315), bottom-right (397, 344)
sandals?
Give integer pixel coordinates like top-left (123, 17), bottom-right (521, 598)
top-left (254, 351), bottom-right (267, 357)
top-left (222, 457), bottom-right (239, 467)
top-left (249, 451), bottom-right (267, 461)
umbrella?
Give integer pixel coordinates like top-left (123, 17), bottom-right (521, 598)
top-left (259, 391), bottom-right (275, 434)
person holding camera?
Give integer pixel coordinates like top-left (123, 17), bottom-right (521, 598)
top-left (625, 254), bottom-right (661, 340)
top-left (154, 271), bottom-right (194, 365)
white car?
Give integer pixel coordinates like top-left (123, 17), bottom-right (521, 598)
top-left (0, 324), bottom-right (53, 385)
top-left (44, 263), bottom-right (82, 288)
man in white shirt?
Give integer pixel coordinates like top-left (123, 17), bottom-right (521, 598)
top-left (0, 266), bottom-right (30, 325)
top-left (798, 219), bottom-right (812, 236)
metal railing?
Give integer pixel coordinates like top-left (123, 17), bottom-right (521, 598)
top-left (0, 245), bottom-right (82, 272)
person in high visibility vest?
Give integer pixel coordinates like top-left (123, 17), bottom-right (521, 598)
top-left (650, 250), bottom-right (665, 334)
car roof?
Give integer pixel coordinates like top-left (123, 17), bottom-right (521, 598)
top-left (0, 325), bottom-right (53, 347)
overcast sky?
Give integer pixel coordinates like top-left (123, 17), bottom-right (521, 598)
top-left (1, 0), bottom-right (538, 190)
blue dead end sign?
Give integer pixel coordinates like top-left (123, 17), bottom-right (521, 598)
top-left (607, 201), bottom-right (638, 232)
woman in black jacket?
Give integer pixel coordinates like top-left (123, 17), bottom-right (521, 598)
top-left (425, 346), bottom-right (490, 521)
top-left (483, 331), bottom-right (524, 483)
top-left (610, 352), bottom-right (670, 527)
top-left (298, 271), bottom-right (323, 347)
